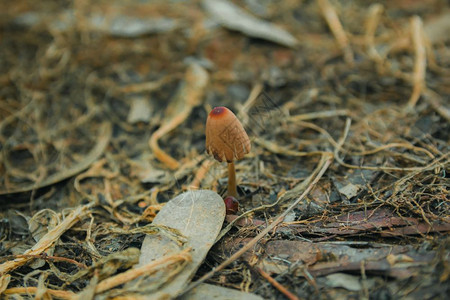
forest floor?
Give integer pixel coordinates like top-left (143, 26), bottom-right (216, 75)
top-left (0, 0), bottom-right (449, 299)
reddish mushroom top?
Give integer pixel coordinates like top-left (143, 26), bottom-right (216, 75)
top-left (205, 106), bottom-right (251, 163)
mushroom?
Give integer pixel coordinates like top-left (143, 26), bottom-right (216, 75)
top-left (205, 106), bottom-right (251, 199)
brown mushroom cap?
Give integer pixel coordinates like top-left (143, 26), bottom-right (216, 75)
top-left (205, 106), bottom-right (251, 163)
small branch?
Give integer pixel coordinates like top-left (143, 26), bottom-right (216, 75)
top-left (116, 74), bottom-right (179, 94)
top-left (182, 152), bottom-right (334, 294)
top-left (187, 158), bottom-right (215, 189)
top-left (148, 64), bottom-right (209, 170)
top-left (0, 254), bottom-right (87, 269)
top-left (289, 109), bottom-right (351, 122)
top-left (238, 82), bottom-right (264, 128)
top-left (2, 287), bottom-right (75, 299)
top-left (256, 267), bottom-right (299, 300)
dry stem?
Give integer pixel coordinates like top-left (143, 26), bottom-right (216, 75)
top-left (364, 4), bottom-right (384, 62)
top-left (407, 16), bottom-right (427, 109)
top-left (2, 286), bottom-right (75, 299)
top-left (256, 267), bottom-right (299, 300)
top-left (188, 158), bottom-right (215, 189)
top-left (149, 64), bottom-right (208, 170)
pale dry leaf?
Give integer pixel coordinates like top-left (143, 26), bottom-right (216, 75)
top-left (202, 0), bottom-right (298, 48)
top-left (137, 190), bottom-right (225, 299)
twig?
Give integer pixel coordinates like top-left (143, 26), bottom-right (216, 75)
top-left (364, 4), bottom-right (384, 62)
top-left (94, 248), bottom-right (191, 294)
top-left (256, 267), bottom-right (299, 300)
top-left (115, 74), bottom-right (179, 94)
top-left (333, 117), bottom-right (352, 161)
top-left (254, 137), bottom-right (324, 157)
top-left (289, 109), bottom-right (351, 122)
top-left (338, 147), bottom-right (449, 173)
top-left (0, 254), bottom-right (87, 269)
top-left (238, 82), bottom-right (264, 128)
top-left (188, 158), bottom-right (215, 189)
top-left (149, 118), bottom-right (187, 170)
top-left (334, 118), bottom-right (448, 172)
top-left (407, 16), bottom-right (426, 109)
top-left (149, 64), bottom-right (208, 170)
top-left (2, 286), bottom-right (75, 299)
top-left (318, 0), bottom-right (354, 65)
top-left (104, 178), bottom-right (133, 224)
top-left (216, 149), bottom-right (329, 243)
top-left (183, 152), bottom-right (334, 294)
top-left (225, 118), bottom-right (347, 237)
top-left (349, 142), bottom-right (435, 160)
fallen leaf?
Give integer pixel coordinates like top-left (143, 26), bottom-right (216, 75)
top-left (135, 190), bottom-right (225, 299)
top-left (202, 0), bottom-right (298, 48)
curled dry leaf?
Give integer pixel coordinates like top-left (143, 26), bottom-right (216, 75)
top-left (202, 0), bottom-right (298, 48)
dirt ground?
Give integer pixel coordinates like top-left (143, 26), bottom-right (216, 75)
top-left (0, 0), bottom-right (449, 299)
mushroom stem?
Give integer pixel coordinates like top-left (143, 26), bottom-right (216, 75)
top-left (227, 162), bottom-right (238, 198)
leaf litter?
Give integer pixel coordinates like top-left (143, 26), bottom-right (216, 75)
top-left (0, 0), bottom-right (449, 299)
